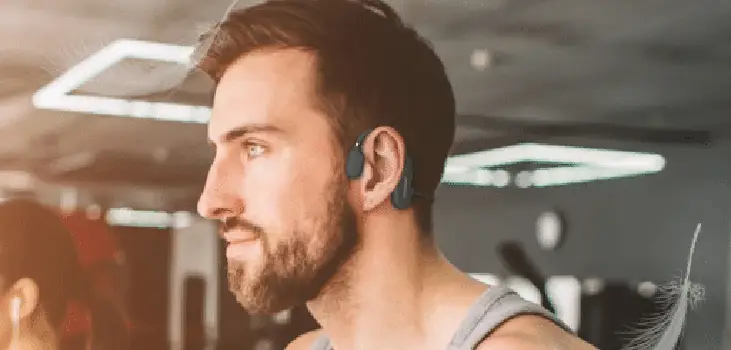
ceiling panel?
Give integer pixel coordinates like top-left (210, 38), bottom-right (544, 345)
top-left (0, 0), bottom-right (728, 209)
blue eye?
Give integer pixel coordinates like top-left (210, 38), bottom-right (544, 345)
top-left (246, 143), bottom-right (265, 158)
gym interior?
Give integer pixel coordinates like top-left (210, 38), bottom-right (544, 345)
top-left (0, 0), bottom-right (729, 349)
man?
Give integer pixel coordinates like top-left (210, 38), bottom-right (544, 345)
top-left (196, 0), bottom-right (598, 349)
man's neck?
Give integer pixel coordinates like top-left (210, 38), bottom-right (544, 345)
top-left (306, 216), bottom-right (484, 350)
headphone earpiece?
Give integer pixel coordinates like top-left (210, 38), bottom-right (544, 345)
top-left (10, 295), bottom-right (21, 323)
top-left (345, 147), bottom-right (365, 180)
top-left (345, 130), bottom-right (371, 180)
top-left (9, 295), bottom-right (21, 350)
top-left (345, 130), bottom-right (415, 210)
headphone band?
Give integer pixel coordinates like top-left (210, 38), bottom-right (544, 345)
top-left (347, 129), bottom-right (432, 208)
top-left (412, 192), bottom-right (432, 202)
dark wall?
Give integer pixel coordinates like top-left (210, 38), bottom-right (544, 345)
top-left (433, 138), bottom-right (731, 349)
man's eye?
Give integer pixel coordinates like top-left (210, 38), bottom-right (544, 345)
top-left (245, 143), bottom-right (265, 158)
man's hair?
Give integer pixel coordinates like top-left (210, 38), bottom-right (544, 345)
top-left (197, 0), bottom-right (456, 234)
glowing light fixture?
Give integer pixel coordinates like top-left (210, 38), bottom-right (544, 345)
top-left (32, 39), bottom-right (211, 123)
top-left (442, 143), bottom-right (665, 188)
top-left (106, 207), bottom-right (175, 228)
top-left (470, 49), bottom-right (491, 71)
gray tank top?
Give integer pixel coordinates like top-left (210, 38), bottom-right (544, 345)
top-left (310, 284), bottom-right (573, 350)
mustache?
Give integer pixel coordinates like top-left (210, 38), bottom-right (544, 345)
top-left (221, 217), bottom-right (265, 237)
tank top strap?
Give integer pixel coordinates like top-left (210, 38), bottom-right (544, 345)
top-left (446, 284), bottom-right (573, 350)
top-left (310, 332), bottom-right (332, 350)
top-left (310, 284), bottom-right (572, 350)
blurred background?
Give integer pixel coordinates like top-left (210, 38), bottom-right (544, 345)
top-left (0, 0), bottom-right (730, 349)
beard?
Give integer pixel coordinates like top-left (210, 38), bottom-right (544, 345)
top-left (225, 175), bottom-right (358, 315)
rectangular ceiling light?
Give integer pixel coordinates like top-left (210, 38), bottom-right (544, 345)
top-left (32, 39), bottom-right (212, 123)
top-left (442, 143), bottom-right (666, 188)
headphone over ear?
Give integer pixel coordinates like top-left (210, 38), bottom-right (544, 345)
top-left (10, 295), bottom-right (21, 348)
top-left (346, 129), bottom-right (417, 210)
top-left (10, 295), bottom-right (21, 323)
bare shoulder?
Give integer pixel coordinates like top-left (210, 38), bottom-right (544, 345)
top-left (477, 315), bottom-right (598, 350)
top-left (285, 329), bottom-right (324, 350)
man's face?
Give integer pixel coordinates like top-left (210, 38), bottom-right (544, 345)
top-left (198, 49), bottom-right (358, 314)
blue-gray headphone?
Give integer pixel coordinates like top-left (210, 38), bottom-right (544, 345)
top-left (345, 129), bottom-right (428, 209)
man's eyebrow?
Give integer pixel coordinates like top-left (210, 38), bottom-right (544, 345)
top-left (209, 124), bottom-right (286, 145)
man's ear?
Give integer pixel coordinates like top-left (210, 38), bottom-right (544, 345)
top-left (5, 278), bottom-right (40, 321)
top-left (358, 127), bottom-right (406, 211)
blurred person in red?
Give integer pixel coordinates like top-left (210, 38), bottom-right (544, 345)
top-left (0, 198), bottom-right (128, 350)
top-left (57, 207), bottom-right (132, 349)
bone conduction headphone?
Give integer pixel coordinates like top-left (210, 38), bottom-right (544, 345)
top-left (345, 129), bottom-right (430, 209)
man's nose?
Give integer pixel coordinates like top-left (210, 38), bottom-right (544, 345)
top-left (197, 163), bottom-right (244, 220)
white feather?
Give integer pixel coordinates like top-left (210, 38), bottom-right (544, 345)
top-left (620, 223), bottom-right (705, 350)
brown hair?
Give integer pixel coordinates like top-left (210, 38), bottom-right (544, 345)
top-left (197, 0), bottom-right (456, 234)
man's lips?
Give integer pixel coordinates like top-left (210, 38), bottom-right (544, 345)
top-left (222, 229), bottom-right (260, 244)
top-left (223, 234), bottom-right (259, 244)
top-left (226, 237), bottom-right (259, 244)
top-left (224, 235), bottom-right (261, 260)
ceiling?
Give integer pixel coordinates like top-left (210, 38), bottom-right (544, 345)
top-left (0, 0), bottom-right (729, 210)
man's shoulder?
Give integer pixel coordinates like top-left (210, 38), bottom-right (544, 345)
top-left (285, 328), bottom-right (324, 350)
top-left (477, 315), bottom-right (598, 350)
